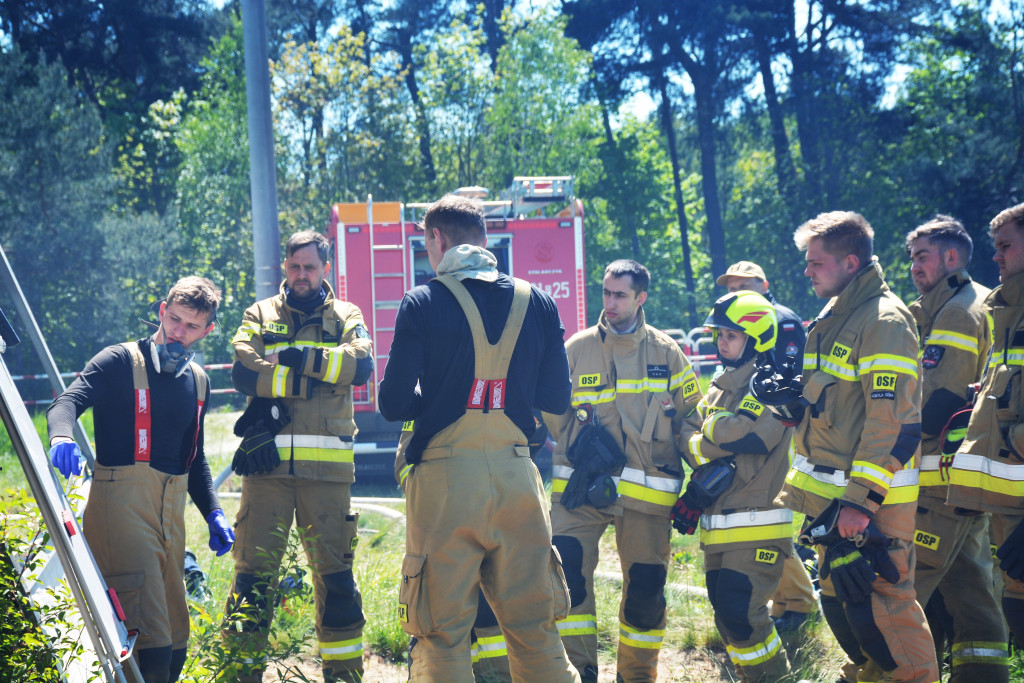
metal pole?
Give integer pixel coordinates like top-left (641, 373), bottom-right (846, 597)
top-left (242, 0), bottom-right (281, 300)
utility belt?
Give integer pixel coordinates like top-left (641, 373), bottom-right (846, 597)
top-left (560, 406), bottom-right (628, 510)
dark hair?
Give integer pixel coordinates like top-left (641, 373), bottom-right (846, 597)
top-left (166, 276), bottom-right (221, 324)
top-left (286, 230), bottom-right (330, 264)
top-left (794, 211), bottom-right (874, 267)
top-left (604, 259), bottom-right (650, 294)
top-left (423, 195), bottom-right (486, 246)
top-left (991, 203), bottom-right (1024, 238)
top-left (905, 214), bottom-right (973, 265)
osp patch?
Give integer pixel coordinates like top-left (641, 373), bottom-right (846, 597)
top-left (871, 372), bottom-right (897, 400)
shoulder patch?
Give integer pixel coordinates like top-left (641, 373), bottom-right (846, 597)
top-left (738, 396), bottom-right (764, 418)
top-left (921, 345), bottom-right (944, 369)
top-left (682, 379), bottom-right (699, 398)
top-left (870, 372), bottom-right (897, 400)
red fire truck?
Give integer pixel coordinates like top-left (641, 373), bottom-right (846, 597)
top-left (325, 176), bottom-right (588, 480)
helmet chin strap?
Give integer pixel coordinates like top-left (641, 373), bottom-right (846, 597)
top-left (150, 326), bottom-right (195, 378)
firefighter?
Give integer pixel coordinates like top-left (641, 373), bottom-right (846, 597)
top-left (947, 202), bottom-right (1024, 649)
top-left (674, 290), bottom-right (793, 682)
top-left (905, 215), bottom-right (1007, 680)
top-left (223, 231), bottom-right (374, 683)
top-left (378, 195), bottom-right (578, 682)
top-left (761, 212), bottom-right (938, 683)
top-left (47, 277), bottom-right (231, 683)
top-left (718, 261), bottom-right (817, 634)
top-left (548, 259), bottom-right (702, 682)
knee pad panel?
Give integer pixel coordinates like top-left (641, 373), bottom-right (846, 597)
top-left (229, 573), bottom-right (271, 631)
top-left (624, 563), bottom-right (667, 631)
top-left (1003, 596), bottom-right (1024, 644)
top-left (845, 599), bottom-right (897, 671)
top-left (820, 594), bottom-right (868, 665)
top-left (553, 535), bottom-right (587, 607)
top-left (474, 589), bottom-right (499, 629)
top-left (709, 568), bottom-right (753, 642)
top-left (321, 569), bottom-right (364, 629)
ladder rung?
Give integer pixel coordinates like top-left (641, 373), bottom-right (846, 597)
top-left (374, 273), bottom-right (404, 278)
top-left (372, 244), bottom-right (403, 251)
top-left (375, 301), bottom-right (402, 309)
top-left (374, 327), bottom-right (395, 332)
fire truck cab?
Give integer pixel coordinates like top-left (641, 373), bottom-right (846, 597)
top-left (325, 176), bottom-right (588, 481)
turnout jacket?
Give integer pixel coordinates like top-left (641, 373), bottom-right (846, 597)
top-left (779, 262), bottom-right (922, 540)
top-left (948, 270), bottom-right (1024, 515)
top-left (684, 359), bottom-right (793, 551)
top-left (909, 269), bottom-right (991, 509)
top-left (550, 309), bottom-right (703, 516)
top-left (231, 281), bottom-right (372, 483)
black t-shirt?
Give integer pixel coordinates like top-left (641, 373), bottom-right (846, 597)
top-left (46, 337), bottom-right (218, 517)
top-left (378, 274), bottom-right (571, 464)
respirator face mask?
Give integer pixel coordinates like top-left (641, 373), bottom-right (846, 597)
top-left (150, 328), bottom-right (195, 377)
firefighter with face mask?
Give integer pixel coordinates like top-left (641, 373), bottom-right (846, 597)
top-left (756, 212), bottom-right (938, 683)
top-left (548, 259), bottom-right (703, 682)
top-left (675, 291), bottom-right (793, 682)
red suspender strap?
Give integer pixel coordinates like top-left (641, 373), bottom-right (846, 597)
top-left (121, 342), bottom-right (152, 462)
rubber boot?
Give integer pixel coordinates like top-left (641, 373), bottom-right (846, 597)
top-left (136, 645), bottom-right (172, 683)
top-left (168, 648), bottom-right (187, 682)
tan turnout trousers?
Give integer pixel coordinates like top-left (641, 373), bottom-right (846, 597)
top-left (399, 276), bottom-right (579, 683)
top-left (769, 554), bottom-right (817, 618)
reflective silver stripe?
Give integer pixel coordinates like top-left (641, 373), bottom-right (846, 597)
top-left (700, 508), bottom-right (793, 530)
top-left (952, 453), bottom-right (1024, 480)
top-left (791, 453), bottom-right (849, 486)
top-left (619, 466), bottom-right (682, 494)
top-left (553, 465), bottom-right (574, 479)
top-left (920, 454), bottom-right (941, 472)
top-left (274, 434), bottom-right (354, 449)
top-left (952, 645), bottom-right (1008, 659)
top-left (891, 468), bottom-right (919, 487)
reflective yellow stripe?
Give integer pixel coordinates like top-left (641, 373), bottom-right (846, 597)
top-left (701, 522), bottom-right (794, 545)
top-left (950, 453), bottom-right (1024, 497)
top-left (323, 347), bottom-right (344, 383)
top-left (619, 622), bottom-right (664, 650)
top-left (820, 356), bottom-right (858, 380)
top-left (927, 329), bottom-right (980, 355)
top-left (552, 478), bottom-right (568, 493)
top-left (320, 637), bottom-right (362, 661)
top-left (884, 468), bottom-right (919, 504)
top-left (271, 365), bottom-right (291, 397)
top-left (703, 411), bottom-right (732, 440)
top-left (951, 641), bottom-right (1009, 666)
top-left (399, 463), bottom-right (413, 486)
top-left (617, 480), bottom-right (678, 507)
top-left (671, 367), bottom-right (695, 390)
top-left (231, 321), bottom-right (262, 344)
top-left (275, 435), bottom-right (354, 463)
top-left (851, 460), bottom-right (893, 490)
top-left (474, 634), bottom-right (508, 659)
top-left (989, 348), bottom-right (1024, 368)
top-left (786, 454), bottom-right (848, 498)
top-left (342, 319), bottom-right (363, 335)
top-left (859, 353), bottom-right (919, 379)
top-left (617, 377), bottom-right (669, 393)
top-left (557, 614), bottom-right (597, 636)
top-left (689, 433), bottom-right (709, 466)
top-left (726, 628), bottom-right (782, 666)
top-left (571, 389), bottom-right (616, 405)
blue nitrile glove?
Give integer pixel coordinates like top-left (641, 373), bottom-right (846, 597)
top-left (206, 509), bottom-right (235, 557)
top-left (49, 440), bottom-right (83, 479)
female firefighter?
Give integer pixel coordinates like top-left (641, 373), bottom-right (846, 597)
top-left (672, 290), bottom-right (794, 682)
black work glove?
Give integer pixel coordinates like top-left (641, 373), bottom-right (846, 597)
top-left (670, 491), bottom-right (702, 535)
top-left (232, 422), bottom-right (281, 476)
top-left (821, 539), bottom-right (899, 603)
top-left (772, 396), bottom-right (809, 428)
top-left (277, 347), bottom-right (304, 369)
top-left (997, 520), bottom-right (1024, 581)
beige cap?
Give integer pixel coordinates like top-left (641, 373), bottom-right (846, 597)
top-left (716, 260), bottom-right (766, 286)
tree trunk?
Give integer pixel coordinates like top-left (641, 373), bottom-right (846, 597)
top-left (692, 69), bottom-right (727, 285)
top-left (397, 34), bottom-right (437, 187)
top-left (754, 29), bottom-right (800, 223)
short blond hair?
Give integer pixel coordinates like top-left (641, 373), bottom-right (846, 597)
top-left (794, 211), bottom-right (874, 266)
top-left (166, 276), bottom-right (221, 324)
top-left (990, 203), bottom-right (1024, 238)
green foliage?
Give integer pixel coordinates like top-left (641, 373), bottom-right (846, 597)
top-left (0, 489), bottom-right (96, 682)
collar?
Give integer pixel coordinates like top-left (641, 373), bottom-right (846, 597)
top-left (712, 357), bottom-right (757, 391)
top-left (278, 279), bottom-right (337, 312)
top-left (911, 268), bottom-right (972, 324)
top-left (598, 308), bottom-right (647, 345)
top-left (435, 245), bottom-right (499, 282)
top-left (993, 270), bottom-right (1024, 307)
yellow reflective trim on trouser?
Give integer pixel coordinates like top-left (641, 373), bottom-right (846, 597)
top-left (320, 636), bottom-right (362, 661)
top-left (851, 460), bottom-right (893, 490)
top-left (689, 433), bottom-right (709, 466)
top-left (617, 480), bottom-right (677, 507)
top-left (474, 634), bottom-right (508, 659)
top-left (858, 353), bottom-right (919, 379)
top-left (557, 614), bottom-right (597, 636)
top-left (399, 463), bottom-right (413, 486)
top-left (552, 478), bottom-right (568, 493)
top-left (271, 365), bottom-right (291, 397)
top-left (927, 329), bottom-right (980, 355)
top-left (701, 522), bottom-right (794, 546)
top-left (619, 622), bottom-right (664, 650)
top-left (951, 640), bottom-right (1010, 666)
top-left (726, 627), bottom-right (782, 667)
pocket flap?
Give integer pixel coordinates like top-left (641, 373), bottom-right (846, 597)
top-left (802, 370), bottom-right (837, 404)
top-left (105, 570), bottom-right (145, 593)
top-left (514, 445), bottom-right (531, 458)
top-left (401, 553), bottom-right (427, 580)
top-left (325, 417), bottom-right (353, 437)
